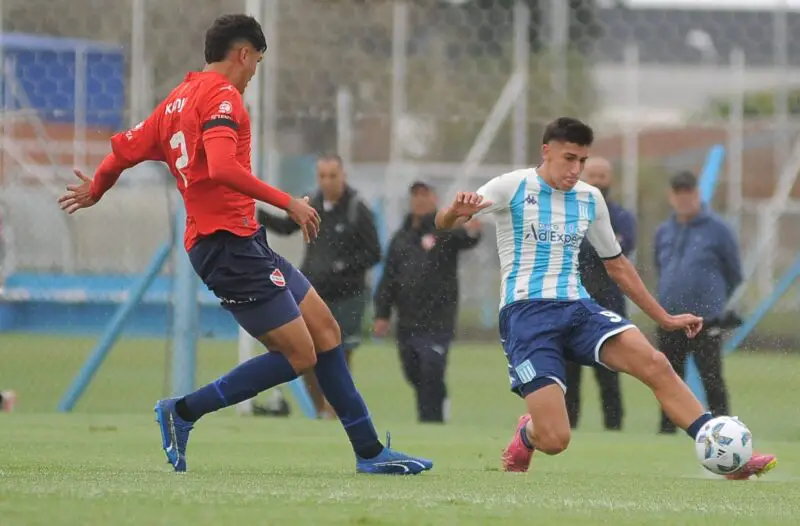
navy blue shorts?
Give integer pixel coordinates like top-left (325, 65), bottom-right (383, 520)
top-left (499, 299), bottom-right (636, 398)
top-left (188, 227), bottom-right (311, 338)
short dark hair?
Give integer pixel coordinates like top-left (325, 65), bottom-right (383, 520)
top-left (670, 170), bottom-right (698, 191)
top-left (205, 14), bottom-right (267, 64)
top-left (542, 117), bottom-right (594, 147)
top-left (317, 153), bottom-right (343, 167)
top-left (409, 181), bottom-right (434, 193)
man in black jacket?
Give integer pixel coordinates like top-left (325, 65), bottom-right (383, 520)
top-left (257, 153), bottom-right (381, 418)
top-left (373, 181), bottom-right (481, 423)
top-left (565, 157), bottom-right (637, 431)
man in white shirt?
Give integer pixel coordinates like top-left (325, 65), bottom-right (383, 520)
top-left (435, 117), bottom-right (775, 480)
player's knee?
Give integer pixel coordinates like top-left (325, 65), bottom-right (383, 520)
top-left (534, 427), bottom-right (571, 455)
top-left (287, 347), bottom-right (317, 373)
top-left (326, 314), bottom-right (342, 345)
top-left (315, 313), bottom-right (342, 352)
top-left (280, 335), bottom-right (317, 372)
top-left (636, 351), bottom-right (675, 387)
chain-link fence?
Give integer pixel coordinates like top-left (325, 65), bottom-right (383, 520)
top-left (2, 0), bottom-right (800, 341)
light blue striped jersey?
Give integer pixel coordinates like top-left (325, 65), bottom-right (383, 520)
top-left (475, 168), bottom-right (622, 308)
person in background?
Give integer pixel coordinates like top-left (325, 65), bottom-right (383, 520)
top-left (654, 170), bottom-right (742, 434)
top-left (0, 207), bottom-right (7, 294)
top-left (257, 153), bottom-right (381, 418)
top-left (565, 157), bottom-right (637, 431)
top-left (0, 390), bottom-right (17, 412)
top-left (373, 181), bottom-right (481, 424)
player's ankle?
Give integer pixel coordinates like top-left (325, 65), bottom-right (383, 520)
top-left (519, 427), bottom-right (534, 450)
top-left (355, 441), bottom-right (384, 459)
top-left (174, 398), bottom-right (198, 422)
top-left (686, 412), bottom-right (713, 440)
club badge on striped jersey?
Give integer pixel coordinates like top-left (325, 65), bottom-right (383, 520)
top-left (579, 202), bottom-right (590, 220)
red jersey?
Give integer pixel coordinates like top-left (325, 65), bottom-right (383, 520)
top-left (108, 71), bottom-right (259, 251)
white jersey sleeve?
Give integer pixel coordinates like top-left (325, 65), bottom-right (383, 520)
top-left (474, 169), bottom-right (528, 217)
top-left (585, 189), bottom-right (623, 259)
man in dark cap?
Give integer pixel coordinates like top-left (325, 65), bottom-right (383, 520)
top-left (653, 170), bottom-right (742, 434)
top-left (373, 181), bottom-right (481, 423)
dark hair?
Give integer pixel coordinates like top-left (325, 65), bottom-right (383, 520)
top-left (670, 170), bottom-right (698, 191)
top-left (409, 181), bottom-right (434, 193)
top-left (317, 152), bottom-right (344, 167)
top-left (205, 14), bottom-right (267, 64)
top-left (542, 117), bottom-right (594, 147)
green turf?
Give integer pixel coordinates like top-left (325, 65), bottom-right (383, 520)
top-left (1, 333), bottom-right (799, 525)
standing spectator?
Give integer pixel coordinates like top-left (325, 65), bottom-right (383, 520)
top-left (0, 390), bottom-right (17, 412)
top-left (257, 153), bottom-right (381, 418)
top-left (654, 171), bottom-right (742, 434)
top-left (565, 157), bottom-right (637, 431)
top-left (0, 205), bottom-right (8, 294)
top-left (373, 182), bottom-right (481, 423)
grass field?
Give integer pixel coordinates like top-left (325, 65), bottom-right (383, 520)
top-left (1, 333), bottom-right (799, 525)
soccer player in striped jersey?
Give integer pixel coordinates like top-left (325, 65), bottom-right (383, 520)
top-left (435, 117), bottom-right (776, 479)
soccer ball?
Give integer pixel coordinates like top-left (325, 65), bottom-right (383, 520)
top-left (694, 416), bottom-right (753, 475)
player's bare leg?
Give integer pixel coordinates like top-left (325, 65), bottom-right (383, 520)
top-left (502, 383), bottom-right (571, 472)
top-left (297, 288), bottom-right (433, 474)
top-left (601, 329), bottom-right (703, 430)
top-left (601, 329), bottom-right (776, 479)
top-left (302, 371), bottom-right (336, 418)
top-left (524, 384), bottom-right (571, 455)
top-left (255, 316), bottom-right (317, 372)
top-left (298, 288), bottom-right (341, 351)
top-left (299, 298), bottom-right (355, 419)
top-left (297, 290), bottom-right (340, 418)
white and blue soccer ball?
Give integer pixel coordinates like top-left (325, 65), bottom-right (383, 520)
top-left (694, 416), bottom-right (753, 475)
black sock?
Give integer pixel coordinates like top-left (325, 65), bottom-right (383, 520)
top-left (686, 412), bottom-right (713, 440)
top-left (358, 442), bottom-right (385, 459)
top-left (175, 398), bottom-right (196, 422)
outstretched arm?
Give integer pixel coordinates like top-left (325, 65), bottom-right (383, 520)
top-left (602, 256), bottom-right (671, 325)
top-left (587, 192), bottom-right (702, 338)
top-left (203, 135), bottom-right (292, 208)
top-left (200, 86), bottom-right (320, 240)
top-left (435, 206), bottom-right (469, 230)
top-left (436, 193), bottom-right (494, 230)
top-left (203, 135), bottom-right (319, 242)
top-left (437, 172), bottom-right (520, 229)
top-left (58, 155), bottom-right (137, 214)
top-left (59, 112), bottom-right (164, 213)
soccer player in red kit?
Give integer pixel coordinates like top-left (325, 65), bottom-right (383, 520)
top-left (58, 14), bottom-right (432, 476)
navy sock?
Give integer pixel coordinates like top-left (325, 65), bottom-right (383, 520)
top-left (687, 412), bottom-right (713, 440)
top-left (519, 426), bottom-right (534, 450)
top-left (179, 352), bottom-right (298, 422)
top-left (314, 346), bottom-right (382, 459)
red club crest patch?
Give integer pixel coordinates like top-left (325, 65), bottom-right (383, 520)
top-left (421, 234), bottom-right (437, 251)
top-left (269, 269), bottom-right (286, 287)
